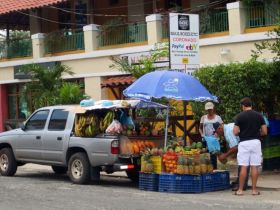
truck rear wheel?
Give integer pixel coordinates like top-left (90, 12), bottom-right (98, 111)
top-left (52, 166), bottom-right (68, 174)
top-left (0, 148), bottom-right (17, 176)
top-left (68, 152), bottom-right (90, 184)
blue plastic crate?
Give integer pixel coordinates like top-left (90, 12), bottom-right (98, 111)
top-left (268, 120), bottom-right (280, 136)
top-left (139, 172), bottom-right (159, 191)
top-left (202, 171), bottom-right (230, 192)
top-left (202, 173), bottom-right (216, 192)
top-left (159, 173), bottom-right (202, 193)
top-left (214, 171), bottom-right (230, 190)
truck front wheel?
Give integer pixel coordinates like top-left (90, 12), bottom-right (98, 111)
top-left (68, 152), bottom-right (90, 184)
top-left (0, 148), bottom-right (17, 176)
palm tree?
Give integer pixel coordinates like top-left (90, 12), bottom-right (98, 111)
top-left (22, 63), bottom-right (83, 109)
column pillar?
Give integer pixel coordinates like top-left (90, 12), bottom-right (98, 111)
top-left (85, 77), bottom-right (107, 100)
top-left (31, 33), bottom-right (45, 59)
top-left (0, 84), bottom-right (8, 132)
top-left (83, 24), bottom-right (99, 52)
top-left (227, 1), bottom-right (246, 35)
top-left (145, 14), bottom-right (163, 45)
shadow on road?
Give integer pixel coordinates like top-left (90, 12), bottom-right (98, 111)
top-left (14, 171), bottom-right (138, 188)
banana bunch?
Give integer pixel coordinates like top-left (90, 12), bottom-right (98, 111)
top-left (75, 114), bottom-right (102, 137)
top-left (84, 114), bottom-right (100, 137)
top-left (74, 115), bottom-right (86, 136)
top-left (84, 124), bottom-right (94, 137)
top-left (100, 111), bottom-right (114, 133)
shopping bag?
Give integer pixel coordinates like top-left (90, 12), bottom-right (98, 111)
top-left (204, 136), bottom-right (221, 154)
top-left (120, 111), bottom-right (135, 129)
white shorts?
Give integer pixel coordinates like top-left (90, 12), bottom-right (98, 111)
top-left (237, 139), bottom-right (262, 166)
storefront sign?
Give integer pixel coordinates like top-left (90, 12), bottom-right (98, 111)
top-left (169, 13), bottom-right (199, 74)
top-left (14, 61), bottom-right (60, 79)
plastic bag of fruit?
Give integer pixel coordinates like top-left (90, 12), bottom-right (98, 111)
top-left (106, 119), bottom-right (123, 134)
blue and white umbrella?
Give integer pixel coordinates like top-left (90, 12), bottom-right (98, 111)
top-left (123, 70), bottom-right (218, 146)
top-left (123, 70), bottom-right (217, 102)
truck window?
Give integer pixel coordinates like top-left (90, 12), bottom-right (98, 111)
top-left (25, 110), bottom-right (49, 130)
top-left (48, 109), bottom-right (69, 131)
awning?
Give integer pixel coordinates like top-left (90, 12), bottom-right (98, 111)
top-left (101, 75), bottom-right (136, 88)
top-left (0, 0), bottom-right (66, 15)
top-left (65, 100), bottom-right (167, 113)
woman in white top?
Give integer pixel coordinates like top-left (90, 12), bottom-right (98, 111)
top-left (199, 102), bottom-right (223, 169)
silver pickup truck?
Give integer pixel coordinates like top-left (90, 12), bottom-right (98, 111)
top-left (0, 105), bottom-right (138, 184)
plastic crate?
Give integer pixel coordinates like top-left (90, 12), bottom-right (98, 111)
top-left (139, 172), bottom-right (159, 191)
top-left (202, 173), bottom-right (216, 192)
top-left (141, 156), bottom-right (163, 174)
top-left (159, 173), bottom-right (202, 193)
top-left (268, 120), bottom-right (280, 136)
top-left (213, 171), bottom-right (230, 190)
top-left (202, 171), bottom-right (230, 192)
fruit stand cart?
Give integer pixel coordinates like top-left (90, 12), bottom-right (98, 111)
top-left (71, 99), bottom-right (169, 181)
top-left (123, 71), bottom-right (229, 193)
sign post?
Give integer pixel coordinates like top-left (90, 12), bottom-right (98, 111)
top-left (169, 13), bottom-right (199, 74)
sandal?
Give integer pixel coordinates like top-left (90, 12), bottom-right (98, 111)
top-left (252, 191), bottom-right (261, 196)
top-left (234, 191), bottom-right (243, 196)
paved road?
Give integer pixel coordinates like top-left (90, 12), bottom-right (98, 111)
top-left (0, 164), bottom-right (279, 210)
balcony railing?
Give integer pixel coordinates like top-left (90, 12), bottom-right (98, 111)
top-left (98, 22), bottom-right (147, 47)
top-left (44, 30), bottom-right (84, 54)
top-left (162, 22), bottom-right (169, 39)
top-left (246, 4), bottom-right (280, 28)
top-left (161, 10), bottom-right (229, 38)
top-left (0, 38), bottom-right (32, 59)
top-left (200, 10), bottom-right (229, 34)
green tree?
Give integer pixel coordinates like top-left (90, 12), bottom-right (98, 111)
top-left (22, 64), bottom-right (85, 109)
top-left (193, 60), bottom-right (280, 122)
top-left (59, 82), bottom-right (85, 104)
top-left (251, 22), bottom-right (280, 61)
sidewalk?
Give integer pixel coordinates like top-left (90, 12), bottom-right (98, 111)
top-left (227, 163), bottom-right (280, 191)
top-left (20, 164), bottom-right (280, 190)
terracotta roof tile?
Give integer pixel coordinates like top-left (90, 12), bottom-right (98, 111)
top-left (0, 0), bottom-right (66, 15)
top-left (101, 75), bottom-right (136, 88)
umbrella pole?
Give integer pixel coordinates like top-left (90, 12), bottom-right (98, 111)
top-left (183, 101), bottom-right (187, 146)
top-left (164, 106), bottom-right (170, 148)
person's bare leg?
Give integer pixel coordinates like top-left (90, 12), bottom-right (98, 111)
top-left (251, 166), bottom-right (259, 194)
top-left (237, 165), bottom-right (248, 195)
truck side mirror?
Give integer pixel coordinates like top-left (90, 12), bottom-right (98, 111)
top-left (20, 124), bottom-right (26, 131)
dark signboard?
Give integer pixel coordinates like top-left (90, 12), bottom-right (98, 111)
top-left (14, 61), bottom-right (60, 79)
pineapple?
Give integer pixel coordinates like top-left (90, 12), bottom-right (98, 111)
top-left (145, 160), bottom-right (154, 173)
top-left (200, 154), bottom-right (208, 174)
top-left (176, 156), bottom-right (185, 174)
top-left (178, 156), bottom-right (186, 165)
top-left (141, 161), bottom-right (147, 172)
top-left (205, 158), bottom-right (213, 173)
top-left (188, 158), bottom-right (194, 175)
top-left (194, 162), bottom-right (201, 174)
top-left (184, 165), bottom-right (189, 174)
top-left (176, 165), bottom-right (184, 174)
top-left (142, 153), bottom-right (151, 172)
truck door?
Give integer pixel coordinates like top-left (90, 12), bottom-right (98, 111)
top-left (15, 110), bottom-right (49, 161)
top-left (41, 109), bottom-right (69, 164)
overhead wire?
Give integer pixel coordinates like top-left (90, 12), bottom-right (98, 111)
top-left (51, 0), bottom-right (155, 12)
top-left (15, 0), bottom-right (231, 28)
